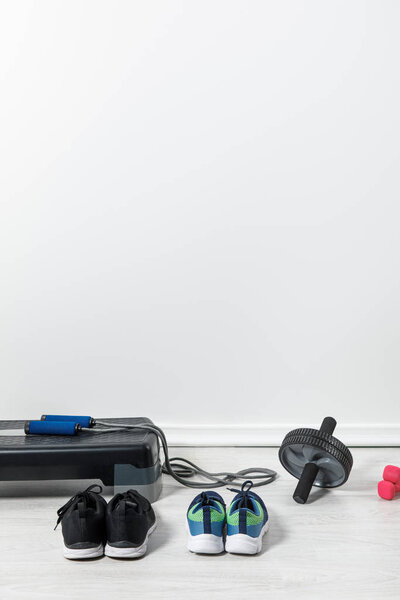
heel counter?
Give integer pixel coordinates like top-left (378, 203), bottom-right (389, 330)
top-left (187, 506), bottom-right (205, 536)
top-left (209, 505), bottom-right (225, 536)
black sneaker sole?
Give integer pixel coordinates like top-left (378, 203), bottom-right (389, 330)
top-left (63, 542), bottom-right (104, 560)
top-left (104, 521), bottom-right (156, 558)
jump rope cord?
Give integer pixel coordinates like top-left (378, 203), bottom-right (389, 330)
top-left (92, 420), bottom-right (277, 488)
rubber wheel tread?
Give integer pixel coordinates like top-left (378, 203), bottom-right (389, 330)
top-left (279, 432), bottom-right (353, 487)
top-left (281, 428), bottom-right (353, 467)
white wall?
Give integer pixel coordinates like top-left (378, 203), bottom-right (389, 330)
top-left (1, 1), bottom-right (399, 443)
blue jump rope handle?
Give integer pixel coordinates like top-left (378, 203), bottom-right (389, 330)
top-left (25, 420), bottom-right (79, 435)
top-left (41, 414), bottom-right (94, 428)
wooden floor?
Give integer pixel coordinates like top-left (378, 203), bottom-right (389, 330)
top-left (0, 447), bottom-right (399, 600)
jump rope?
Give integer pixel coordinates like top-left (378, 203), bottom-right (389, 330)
top-left (24, 415), bottom-right (277, 489)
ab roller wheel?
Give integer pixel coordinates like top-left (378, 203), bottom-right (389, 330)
top-left (279, 417), bottom-right (353, 504)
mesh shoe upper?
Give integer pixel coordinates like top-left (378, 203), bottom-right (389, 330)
top-left (187, 491), bottom-right (226, 537)
top-left (226, 481), bottom-right (268, 538)
top-left (106, 489), bottom-right (156, 548)
top-left (56, 484), bottom-right (107, 549)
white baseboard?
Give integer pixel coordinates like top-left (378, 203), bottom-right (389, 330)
top-left (161, 423), bottom-right (400, 447)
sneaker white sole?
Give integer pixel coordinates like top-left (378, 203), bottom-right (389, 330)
top-left (186, 521), bottom-right (224, 554)
top-left (225, 521), bottom-right (269, 555)
top-left (63, 542), bottom-right (104, 560)
top-left (104, 521), bottom-right (157, 558)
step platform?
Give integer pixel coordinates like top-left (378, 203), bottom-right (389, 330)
top-left (0, 417), bottom-right (162, 502)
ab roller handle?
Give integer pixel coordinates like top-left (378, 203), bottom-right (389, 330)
top-left (292, 417), bottom-right (337, 504)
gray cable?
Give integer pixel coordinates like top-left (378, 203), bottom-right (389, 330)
top-left (92, 420), bottom-right (277, 488)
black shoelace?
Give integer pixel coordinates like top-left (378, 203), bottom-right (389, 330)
top-left (54, 484), bottom-right (103, 529)
top-left (199, 491), bottom-right (211, 505)
top-left (227, 480), bottom-right (255, 508)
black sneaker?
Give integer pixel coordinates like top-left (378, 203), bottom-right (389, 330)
top-left (105, 489), bottom-right (156, 558)
top-left (55, 484), bottom-right (107, 559)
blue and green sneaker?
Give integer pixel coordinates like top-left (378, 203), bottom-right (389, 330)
top-left (186, 491), bottom-right (226, 554)
top-left (225, 480), bottom-right (268, 554)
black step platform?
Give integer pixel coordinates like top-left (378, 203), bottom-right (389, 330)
top-left (0, 417), bottom-right (162, 502)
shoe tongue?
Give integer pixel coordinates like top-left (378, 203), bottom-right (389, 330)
top-left (237, 495), bottom-right (254, 510)
top-left (77, 499), bottom-right (87, 517)
top-left (124, 498), bottom-right (141, 513)
top-left (200, 491), bottom-right (220, 506)
top-left (201, 497), bottom-right (220, 509)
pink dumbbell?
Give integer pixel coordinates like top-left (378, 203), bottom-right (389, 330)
top-left (377, 465), bottom-right (400, 500)
top-left (378, 480), bottom-right (400, 500)
top-left (383, 465), bottom-right (400, 484)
